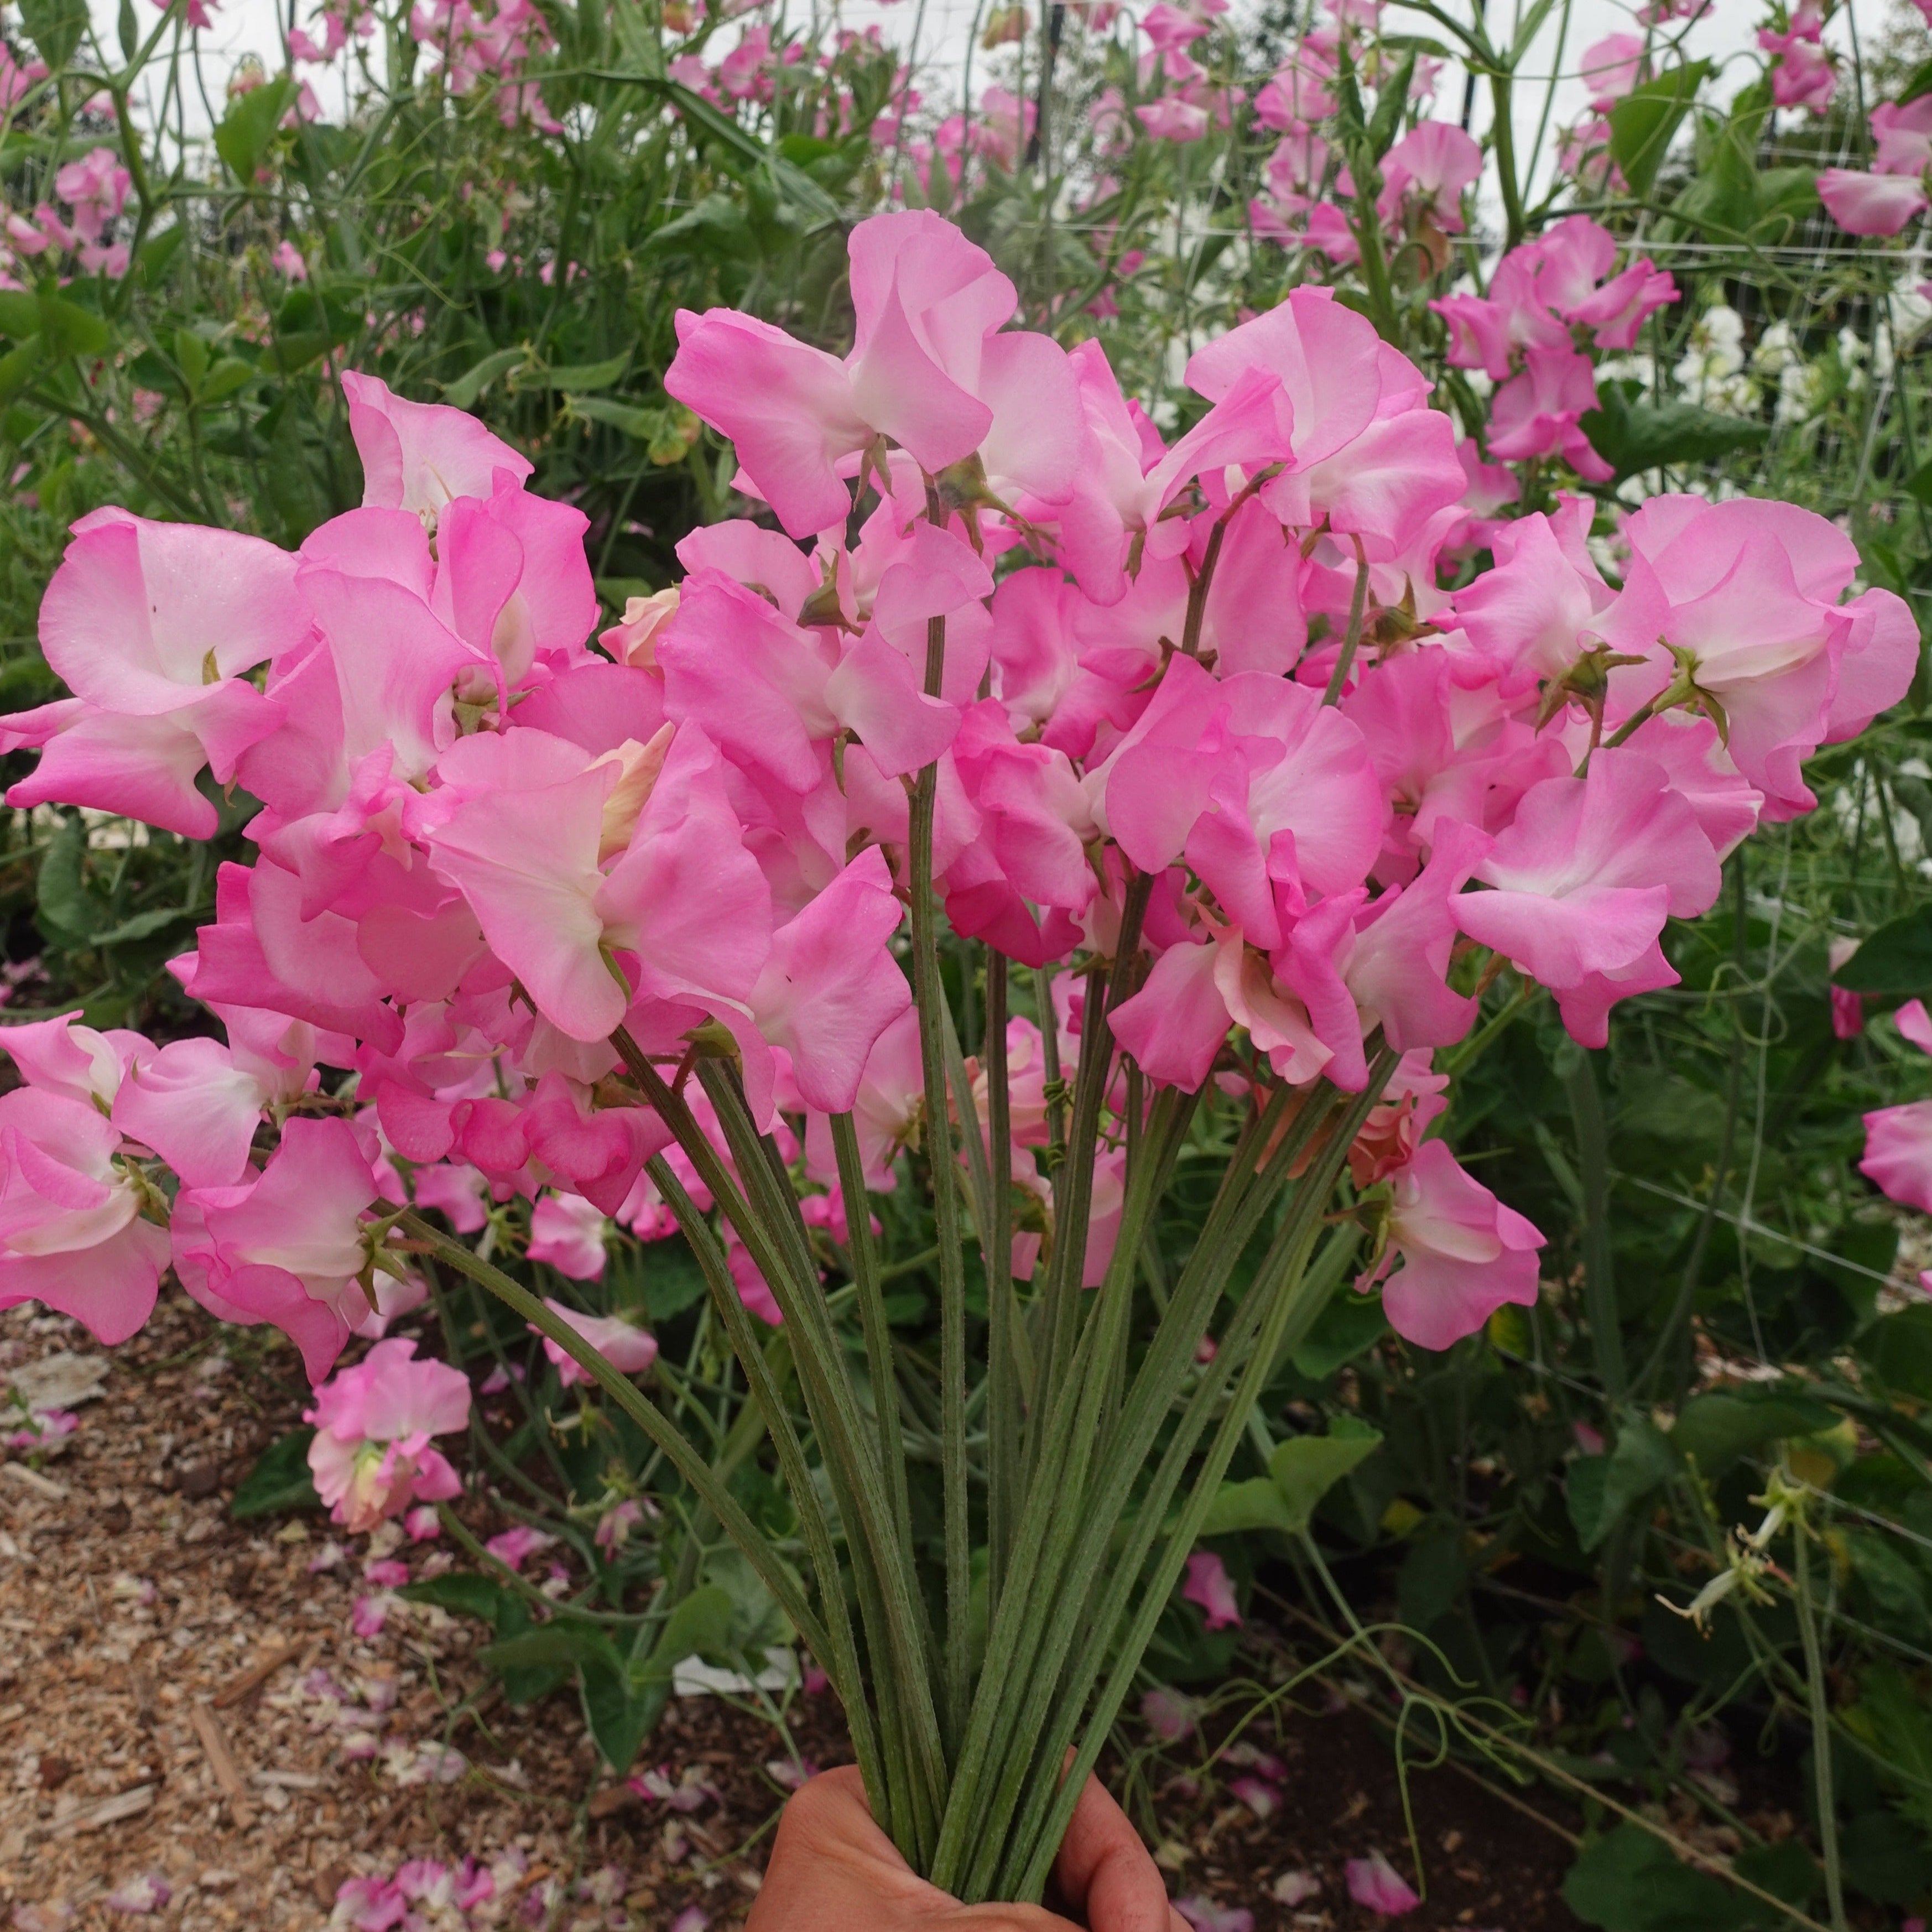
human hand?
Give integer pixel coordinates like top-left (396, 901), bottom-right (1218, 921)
top-left (744, 1764), bottom-right (1190, 1932)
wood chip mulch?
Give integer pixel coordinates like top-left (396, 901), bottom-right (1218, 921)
top-left (0, 1290), bottom-right (1593, 1932)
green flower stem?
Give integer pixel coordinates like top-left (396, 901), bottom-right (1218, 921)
top-left (390, 1209), bottom-right (831, 1673)
top-left (637, 1153), bottom-right (896, 1829)
top-left (1322, 548), bottom-right (1372, 706)
top-left (905, 601), bottom-right (973, 1753)
top-left (1563, 1048), bottom-right (1626, 1403)
top-left (686, 1060), bottom-right (945, 1855)
top-left (983, 953), bottom-right (1021, 1612)
top-left (1794, 1515), bottom-right (1849, 1932)
top-left (960, 1084), bottom-right (1346, 1898)
top-left (830, 1112), bottom-right (916, 1563)
top-left (1006, 1054), bottom-right (1397, 1899)
top-left (942, 1079), bottom-right (1312, 1895)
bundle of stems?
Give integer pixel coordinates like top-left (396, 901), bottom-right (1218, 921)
top-left (400, 601), bottom-right (1397, 1903)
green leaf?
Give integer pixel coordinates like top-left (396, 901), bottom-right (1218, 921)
top-left (35, 814), bottom-right (100, 946)
top-left (1673, 121), bottom-right (1758, 237)
top-left (1579, 383), bottom-right (1768, 481)
top-left (1563, 1824), bottom-right (1755, 1932)
top-left (136, 226), bottom-right (185, 288)
top-left (1366, 49), bottom-right (1417, 162)
top-left (1731, 1843), bottom-right (1819, 1911)
top-left (174, 328), bottom-right (210, 394)
top-left (0, 291), bottom-right (40, 343)
top-left (524, 353), bottom-right (629, 390)
top-left (567, 394), bottom-right (664, 439)
top-left (638, 1583), bottom-right (735, 1680)
top-left (1834, 906), bottom-right (1932, 994)
top-left (1200, 1475), bottom-right (1298, 1537)
top-left (89, 903), bottom-right (206, 948)
top-left (215, 76), bottom-right (298, 185)
top-left (1852, 1665), bottom-right (1932, 1831)
top-left (1846, 1531), bottom-right (1932, 1646)
top-left (443, 345), bottom-right (527, 409)
top-left (1268, 1430), bottom-right (1382, 1533)
top-left (200, 357), bottom-right (256, 404)
top-left (1292, 1292), bottom-right (1387, 1379)
top-left (1607, 61), bottom-right (1711, 202)
top-left (407, 1575), bottom-right (566, 1704)
top-left (399, 1573), bottom-right (519, 1622)
top-left (18, 0), bottom-right (88, 70)
top-left (230, 1426), bottom-right (321, 1519)
top-left (609, 0), bottom-right (664, 76)
top-left (1671, 1388), bottom-right (1837, 1478)
top-left (1903, 56), bottom-right (1932, 103)
top-left (1200, 1429), bottom-right (1382, 1537)
top-left (579, 1654), bottom-right (659, 1772)
top-left (1864, 1304), bottom-right (1932, 1399)
top-left (1566, 1417), bottom-right (1679, 1553)
top-left (642, 1237), bottom-right (709, 1321)
top-left (639, 192), bottom-right (757, 265)
top-left (483, 1617), bottom-right (624, 1677)
top-left (117, 0), bottom-right (137, 61)
top-left (0, 339), bottom-right (42, 406)
top-left (0, 287), bottom-right (111, 361)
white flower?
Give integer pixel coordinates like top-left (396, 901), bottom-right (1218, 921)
top-left (1752, 320), bottom-right (1799, 376)
top-left (1775, 358), bottom-right (1829, 426)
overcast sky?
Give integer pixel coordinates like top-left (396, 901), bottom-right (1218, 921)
top-left (88, 0), bottom-right (1899, 215)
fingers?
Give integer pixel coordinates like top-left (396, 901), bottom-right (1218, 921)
top-left (1049, 1774), bottom-right (1176, 1932)
top-left (747, 1766), bottom-right (938, 1931)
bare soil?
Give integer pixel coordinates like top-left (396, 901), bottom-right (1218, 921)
top-left (0, 1292), bottom-right (1602, 1931)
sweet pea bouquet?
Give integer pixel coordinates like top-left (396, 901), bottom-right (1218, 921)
top-left (0, 209), bottom-right (1911, 1902)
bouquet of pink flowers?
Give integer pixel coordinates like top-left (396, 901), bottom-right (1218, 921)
top-left (0, 209), bottom-right (1910, 1900)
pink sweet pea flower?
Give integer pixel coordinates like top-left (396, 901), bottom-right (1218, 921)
top-left (305, 1337), bottom-right (471, 1534)
top-left (111, 1033), bottom-right (297, 1188)
top-left (341, 369), bottom-right (532, 522)
top-left (0, 1012), bottom-right (147, 1107)
top-left (1612, 496), bottom-right (1917, 819)
top-left (1872, 96), bottom-right (1932, 176)
top-left (1174, 1902), bottom-right (1253, 1932)
top-left (534, 1295), bottom-right (659, 1386)
top-left (750, 847), bottom-right (912, 1113)
top-left (1855, 1097), bottom-right (1932, 1213)
top-left (666, 211), bottom-right (1081, 537)
top-left (1819, 168), bottom-right (1928, 236)
top-left (1361, 1139), bottom-right (1543, 1350)
top-left (1761, 29), bottom-right (1835, 111)
top-left (1579, 32), bottom-right (1643, 109)
top-left (1375, 121), bottom-right (1481, 234)
top-left (53, 148), bottom-right (131, 243)
top-left (424, 723), bottom-right (773, 1044)
top-left (1181, 1549), bottom-right (1241, 1629)
top-left (171, 1116), bottom-right (381, 1383)
top-left (527, 1195), bottom-right (610, 1280)
top-left (1346, 1850), bottom-right (1421, 1915)
top-left (1862, 1001), bottom-right (1932, 1209)
top-left (1, 510), bottom-right (302, 837)
top-left (1454, 748), bottom-right (1721, 1044)
top-left (0, 1087), bottom-right (171, 1344)
top-left (1140, 1685), bottom-right (1201, 1741)
top-left (485, 1524), bottom-right (557, 1570)
top-left (1137, 95), bottom-right (1210, 140)
top-left (103, 1874), bottom-right (172, 1914)
top-left (1486, 343), bottom-right (1613, 482)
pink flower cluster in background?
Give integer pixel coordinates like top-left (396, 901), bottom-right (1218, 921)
top-left (0, 210), bottom-right (1912, 1374)
top-left (1433, 216), bottom-right (1677, 481)
top-left (1, 144), bottom-right (133, 285)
